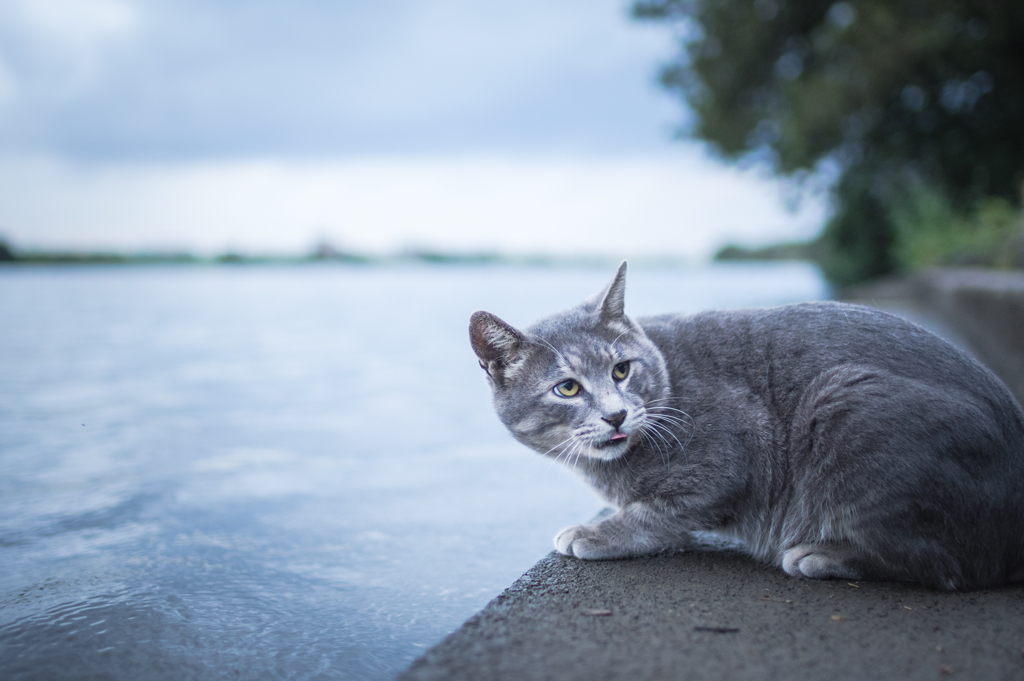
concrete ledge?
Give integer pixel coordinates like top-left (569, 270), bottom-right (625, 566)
top-left (914, 268), bottom-right (1024, 405)
top-left (398, 547), bottom-right (1024, 681)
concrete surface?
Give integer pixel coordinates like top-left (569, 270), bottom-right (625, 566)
top-left (399, 547), bottom-right (1024, 681)
top-left (398, 268), bottom-right (1024, 681)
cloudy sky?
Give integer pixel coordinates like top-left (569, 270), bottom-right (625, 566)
top-left (0, 0), bottom-right (828, 258)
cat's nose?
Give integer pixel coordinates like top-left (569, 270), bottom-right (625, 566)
top-left (602, 410), bottom-right (627, 429)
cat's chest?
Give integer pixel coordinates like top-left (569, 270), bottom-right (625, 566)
top-left (582, 464), bottom-right (638, 508)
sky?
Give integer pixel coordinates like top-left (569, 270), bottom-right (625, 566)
top-left (0, 0), bottom-right (829, 258)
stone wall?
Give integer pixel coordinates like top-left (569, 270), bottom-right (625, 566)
top-left (916, 268), bottom-right (1024, 406)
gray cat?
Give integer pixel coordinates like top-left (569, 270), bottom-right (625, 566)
top-left (469, 262), bottom-right (1024, 590)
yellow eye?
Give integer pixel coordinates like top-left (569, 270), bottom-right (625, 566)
top-left (554, 380), bottom-right (580, 397)
top-left (613, 362), bottom-right (630, 380)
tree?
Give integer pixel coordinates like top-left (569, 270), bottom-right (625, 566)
top-left (634, 0), bottom-right (1024, 285)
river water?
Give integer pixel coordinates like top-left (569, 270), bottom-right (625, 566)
top-left (0, 262), bottom-right (827, 680)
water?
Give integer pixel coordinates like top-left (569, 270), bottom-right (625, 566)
top-left (0, 262), bottom-right (828, 680)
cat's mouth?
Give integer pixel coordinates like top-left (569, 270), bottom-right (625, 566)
top-left (595, 432), bottom-right (629, 449)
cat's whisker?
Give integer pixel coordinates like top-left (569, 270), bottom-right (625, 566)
top-left (645, 407), bottom-right (691, 421)
top-left (637, 429), bottom-right (658, 460)
top-left (541, 434), bottom-right (583, 476)
top-left (562, 436), bottom-right (587, 464)
top-left (646, 404), bottom-right (696, 420)
top-left (637, 417), bottom-right (668, 445)
top-left (638, 427), bottom-right (670, 467)
top-left (609, 329), bottom-right (630, 350)
top-left (540, 444), bottom-right (573, 458)
top-left (527, 336), bottom-right (571, 369)
top-left (544, 433), bottom-right (591, 480)
top-left (640, 422), bottom-right (676, 459)
top-left (651, 409), bottom-right (697, 435)
top-left (568, 438), bottom-right (586, 475)
top-left (647, 413), bottom-right (696, 440)
top-left (644, 418), bottom-right (688, 455)
top-left (646, 411), bottom-right (696, 429)
top-left (645, 413), bottom-right (694, 436)
top-left (653, 435), bottom-right (672, 468)
top-left (543, 433), bottom-right (581, 458)
top-left (648, 414), bottom-right (695, 429)
top-left (647, 411), bottom-right (696, 444)
top-left (645, 408), bottom-right (695, 428)
top-left (554, 434), bottom-right (579, 466)
top-left (682, 419), bottom-right (696, 450)
top-left (646, 404), bottom-right (696, 423)
top-left (546, 446), bottom-right (569, 473)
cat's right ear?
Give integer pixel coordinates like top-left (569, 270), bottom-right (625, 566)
top-left (469, 311), bottom-right (525, 378)
top-left (597, 260), bottom-right (627, 322)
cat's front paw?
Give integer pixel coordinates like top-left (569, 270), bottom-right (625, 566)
top-left (555, 524), bottom-right (589, 557)
top-left (554, 524), bottom-right (617, 559)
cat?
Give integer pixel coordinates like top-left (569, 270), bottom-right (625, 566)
top-left (469, 262), bottom-right (1024, 590)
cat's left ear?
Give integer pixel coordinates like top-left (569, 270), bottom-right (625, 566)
top-left (469, 310), bottom-right (526, 378)
top-left (596, 260), bottom-right (628, 321)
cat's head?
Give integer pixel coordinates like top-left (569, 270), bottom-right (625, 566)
top-left (469, 261), bottom-right (669, 462)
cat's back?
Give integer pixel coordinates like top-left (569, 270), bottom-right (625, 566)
top-left (638, 300), bottom-right (1023, 423)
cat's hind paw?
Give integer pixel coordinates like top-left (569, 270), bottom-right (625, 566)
top-left (782, 544), bottom-right (862, 580)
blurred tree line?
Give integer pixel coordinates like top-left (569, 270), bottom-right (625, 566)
top-left (634, 0), bottom-right (1024, 285)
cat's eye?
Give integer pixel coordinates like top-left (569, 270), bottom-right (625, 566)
top-left (554, 380), bottom-right (581, 397)
top-left (613, 362), bottom-right (630, 381)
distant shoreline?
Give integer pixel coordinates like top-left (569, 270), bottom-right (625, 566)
top-left (0, 239), bottom-right (828, 269)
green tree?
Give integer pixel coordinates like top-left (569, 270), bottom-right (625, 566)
top-left (634, 0), bottom-right (1024, 285)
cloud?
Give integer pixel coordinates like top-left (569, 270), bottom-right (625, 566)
top-left (0, 0), bottom-right (679, 159)
top-left (0, 55), bottom-right (17, 108)
top-left (0, 0), bottom-right (138, 97)
top-left (9, 0), bottom-right (136, 42)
